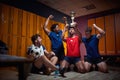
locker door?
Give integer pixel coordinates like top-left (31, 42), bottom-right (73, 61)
top-left (21, 37), bottom-right (27, 57)
top-left (115, 13), bottom-right (120, 55)
top-left (17, 9), bottom-right (22, 36)
top-left (26, 37), bottom-right (32, 51)
top-left (40, 16), bottom-right (46, 45)
top-left (36, 16), bottom-right (41, 34)
top-left (0, 3), bottom-right (2, 34)
top-left (8, 35), bottom-right (12, 55)
top-left (29, 12), bottom-right (34, 37)
top-left (17, 37), bottom-right (21, 56)
top-left (88, 18), bottom-right (96, 34)
top-left (96, 17), bottom-right (106, 55)
top-left (22, 10), bottom-right (27, 37)
top-left (105, 15), bottom-right (115, 55)
top-left (33, 14), bottom-right (37, 35)
top-left (13, 7), bottom-right (19, 36)
top-left (1, 4), bottom-right (10, 35)
top-left (11, 36), bottom-right (18, 56)
top-left (8, 6), bottom-right (14, 35)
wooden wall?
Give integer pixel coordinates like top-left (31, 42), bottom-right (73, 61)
top-left (88, 13), bottom-right (120, 56)
top-left (0, 3), bottom-right (66, 57)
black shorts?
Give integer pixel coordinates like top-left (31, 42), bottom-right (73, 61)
top-left (31, 63), bottom-right (45, 74)
top-left (52, 47), bottom-right (65, 61)
top-left (64, 56), bottom-right (80, 64)
top-left (86, 57), bottom-right (102, 64)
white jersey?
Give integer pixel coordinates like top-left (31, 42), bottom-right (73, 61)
top-left (29, 44), bottom-right (44, 57)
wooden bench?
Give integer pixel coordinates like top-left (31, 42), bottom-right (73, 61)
top-left (0, 54), bottom-right (33, 80)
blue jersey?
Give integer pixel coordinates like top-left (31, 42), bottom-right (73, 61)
top-left (49, 30), bottom-right (63, 51)
top-left (82, 35), bottom-right (100, 58)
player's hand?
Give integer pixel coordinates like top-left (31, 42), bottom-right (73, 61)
top-left (48, 15), bottom-right (54, 19)
top-left (50, 51), bottom-right (55, 56)
top-left (93, 24), bottom-right (97, 28)
top-left (65, 23), bottom-right (69, 29)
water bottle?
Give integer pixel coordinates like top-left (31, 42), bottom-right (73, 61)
top-left (54, 65), bottom-right (59, 78)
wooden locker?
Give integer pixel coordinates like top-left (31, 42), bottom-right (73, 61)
top-left (0, 34), bottom-right (2, 41)
top-left (21, 37), bottom-right (27, 57)
top-left (59, 23), bottom-right (67, 55)
top-left (40, 17), bottom-right (46, 44)
top-left (115, 13), bottom-right (120, 55)
top-left (7, 35), bottom-right (12, 55)
top-left (33, 14), bottom-right (37, 35)
top-left (0, 4), bottom-right (2, 34)
top-left (96, 17), bottom-right (106, 55)
top-left (1, 4), bottom-right (10, 35)
top-left (26, 37), bottom-right (32, 50)
top-left (12, 7), bottom-right (19, 36)
top-left (22, 10), bottom-right (27, 37)
top-left (2, 34), bottom-right (8, 46)
top-left (8, 6), bottom-right (14, 35)
top-left (11, 36), bottom-right (18, 56)
top-left (17, 9), bottom-right (22, 36)
top-left (88, 18), bottom-right (96, 34)
top-left (26, 12), bottom-right (30, 38)
top-left (0, 4), bottom-right (4, 34)
top-left (29, 12), bottom-right (34, 37)
top-left (36, 15), bottom-right (41, 34)
top-left (105, 15), bottom-right (115, 55)
top-left (17, 37), bottom-right (21, 56)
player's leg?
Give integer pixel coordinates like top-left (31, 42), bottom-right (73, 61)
top-left (75, 57), bottom-right (86, 73)
top-left (59, 57), bottom-right (70, 77)
top-left (41, 55), bottom-right (57, 71)
top-left (97, 61), bottom-right (108, 73)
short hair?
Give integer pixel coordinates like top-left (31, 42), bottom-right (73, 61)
top-left (31, 34), bottom-right (41, 44)
top-left (85, 27), bottom-right (92, 33)
top-left (50, 24), bottom-right (58, 32)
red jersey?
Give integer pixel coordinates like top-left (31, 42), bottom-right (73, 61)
top-left (66, 35), bottom-right (80, 57)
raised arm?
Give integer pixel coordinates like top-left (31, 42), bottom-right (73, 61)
top-left (61, 17), bottom-right (69, 42)
top-left (43, 15), bottom-right (53, 35)
top-left (61, 24), bottom-right (68, 42)
top-left (93, 24), bottom-right (105, 39)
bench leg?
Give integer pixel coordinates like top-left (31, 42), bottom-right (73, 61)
top-left (18, 63), bottom-right (31, 80)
